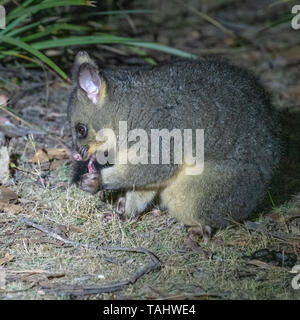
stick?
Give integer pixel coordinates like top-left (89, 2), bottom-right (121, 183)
top-left (0, 103), bottom-right (71, 151)
top-left (244, 221), bottom-right (300, 241)
top-left (19, 216), bottom-right (162, 297)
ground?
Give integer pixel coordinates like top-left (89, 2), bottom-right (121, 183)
top-left (0, 0), bottom-right (300, 299)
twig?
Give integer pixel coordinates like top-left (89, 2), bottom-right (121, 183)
top-left (9, 83), bottom-right (51, 107)
top-left (244, 221), bottom-right (300, 241)
top-left (175, 0), bottom-right (234, 36)
top-left (0, 102), bottom-right (71, 151)
top-left (0, 284), bottom-right (36, 294)
top-left (0, 103), bottom-right (37, 130)
top-left (19, 216), bottom-right (162, 297)
top-left (10, 164), bottom-right (40, 177)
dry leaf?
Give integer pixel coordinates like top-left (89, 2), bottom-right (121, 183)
top-left (31, 149), bottom-right (49, 164)
top-left (7, 269), bottom-right (49, 274)
top-left (46, 148), bottom-right (68, 160)
top-left (0, 185), bottom-right (18, 203)
top-left (67, 225), bottom-right (84, 233)
top-left (245, 259), bottom-right (273, 269)
top-left (57, 224), bottom-right (84, 234)
top-left (0, 253), bottom-right (14, 266)
top-left (31, 148), bottom-right (68, 164)
top-left (49, 159), bottom-right (67, 171)
top-left (0, 202), bottom-right (23, 214)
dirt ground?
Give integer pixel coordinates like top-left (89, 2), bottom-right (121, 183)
top-left (0, 0), bottom-right (300, 299)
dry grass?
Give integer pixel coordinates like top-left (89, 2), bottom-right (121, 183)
top-left (0, 159), bottom-right (299, 300)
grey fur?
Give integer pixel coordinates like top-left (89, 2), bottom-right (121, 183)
top-left (68, 51), bottom-right (281, 228)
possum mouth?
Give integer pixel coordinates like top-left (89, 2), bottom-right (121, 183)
top-left (72, 145), bottom-right (97, 174)
top-left (71, 147), bottom-right (112, 185)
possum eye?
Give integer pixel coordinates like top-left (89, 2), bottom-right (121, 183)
top-left (75, 123), bottom-right (88, 139)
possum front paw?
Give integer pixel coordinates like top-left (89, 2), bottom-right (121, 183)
top-left (71, 151), bottom-right (106, 194)
top-left (78, 172), bottom-right (102, 194)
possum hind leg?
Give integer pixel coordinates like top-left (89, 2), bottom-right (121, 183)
top-left (160, 161), bottom-right (267, 229)
top-left (119, 190), bottom-right (157, 218)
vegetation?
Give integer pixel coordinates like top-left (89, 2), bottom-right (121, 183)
top-left (0, 0), bottom-right (195, 79)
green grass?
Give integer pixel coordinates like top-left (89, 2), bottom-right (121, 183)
top-left (0, 0), bottom-right (196, 80)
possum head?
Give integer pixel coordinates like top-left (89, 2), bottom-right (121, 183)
top-left (68, 51), bottom-right (115, 179)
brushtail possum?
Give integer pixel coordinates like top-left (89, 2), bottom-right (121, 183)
top-left (68, 51), bottom-right (281, 229)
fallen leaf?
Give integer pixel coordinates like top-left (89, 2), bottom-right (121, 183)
top-left (0, 186), bottom-right (18, 203)
top-left (49, 159), bottom-right (67, 171)
top-left (0, 202), bottom-right (23, 214)
top-left (244, 259), bottom-right (273, 269)
top-left (7, 269), bottom-right (49, 274)
top-left (0, 253), bottom-right (14, 266)
top-left (67, 225), bottom-right (84, 233)
top-left (47, 148), bottom-right (68, 160)
top-left (31, 148), bottom-right (68, 164)
top-left (57, 224), bottom-right (84, 234)
top-left (31, 149), bottom-right (49, 164)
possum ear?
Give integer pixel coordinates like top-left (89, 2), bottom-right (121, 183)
top-left (78, 63), bottom-right (102, 104)
top-left (72, 51), bottom-right (95, 81)
top-left (72, 51), bottom-right (104, 104)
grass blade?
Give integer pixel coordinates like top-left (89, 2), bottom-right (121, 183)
top-left (5, 0), bottom-right (35, 19)
top-left (126, 42), bottom-right (197, 58)
top-left (0, 13), bottom-right (31, 35)
top-left (85, 10), bottom-right (156, 16)
top-left (0, 35), bottom-right (68, 79)
top-left (6, 21), bottom-right (40, 37)
top-left (31, 35), bottom-right (197, 58)
top-left (22, 23), bottom-right (92, 42)
top-left (31, 35), bottom-right (140, 49)
top-left (6, 0), bottom-right (93, 23)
